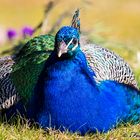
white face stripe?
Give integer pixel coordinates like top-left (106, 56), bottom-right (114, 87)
top-left (66, 38), bottom-right (74, 49)
top-left (65, 38), bottom-right (79, 51)
top-left (72, 41), bottom-right (78, 51)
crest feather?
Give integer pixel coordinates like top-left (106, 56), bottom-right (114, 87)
top-left (71, 9), bottom-right (80, 33)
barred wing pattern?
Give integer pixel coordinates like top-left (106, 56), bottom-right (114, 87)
top-left (82, 44), bottom-right (138, 89)
top-left (0, 56), bottom-right (19, 110)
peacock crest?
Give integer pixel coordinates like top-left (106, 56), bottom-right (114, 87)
top-left (71, 9), bottom-right (80, 33)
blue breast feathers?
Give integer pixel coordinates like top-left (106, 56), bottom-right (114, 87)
top-left (35, 47), bottom-right (140, 134)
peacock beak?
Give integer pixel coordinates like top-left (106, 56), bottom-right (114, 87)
top-left (57, 38), bottom-right (73, 57)
top-left (57, 40), bottom-right (67, 57)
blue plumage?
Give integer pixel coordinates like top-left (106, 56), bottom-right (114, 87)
top-left (32, 26), bottom-right (140, 134)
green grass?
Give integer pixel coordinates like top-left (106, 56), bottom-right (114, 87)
top-left (0, 118), bottom-right (140, 140)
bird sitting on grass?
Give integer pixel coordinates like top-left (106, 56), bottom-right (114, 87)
top-left (0, 10), bottom-right (139, 134)
top-left (33, 25), bottom-right (140, 135)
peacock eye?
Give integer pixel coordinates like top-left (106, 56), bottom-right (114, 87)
top-left (72, 38), bottom-right (77, 45)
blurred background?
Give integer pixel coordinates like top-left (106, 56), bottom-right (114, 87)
top-left (0, 0), bottom-right (140, 81)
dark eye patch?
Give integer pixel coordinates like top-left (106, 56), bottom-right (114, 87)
top-left (72, 38), bottom-right (77, 45)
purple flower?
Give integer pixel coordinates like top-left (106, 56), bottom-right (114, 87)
top-left (22, 26), bottom-right (34, 37)
top-left (7, 29), bottom-right (17, 40)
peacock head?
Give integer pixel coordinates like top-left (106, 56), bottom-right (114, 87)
top-left (55, 26), bottom-right (80, 58)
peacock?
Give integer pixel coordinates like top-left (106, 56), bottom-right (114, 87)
top-left (0, 9), bottom-right (138, 114)
top-left (33, 25), bottom-right (140, 135)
